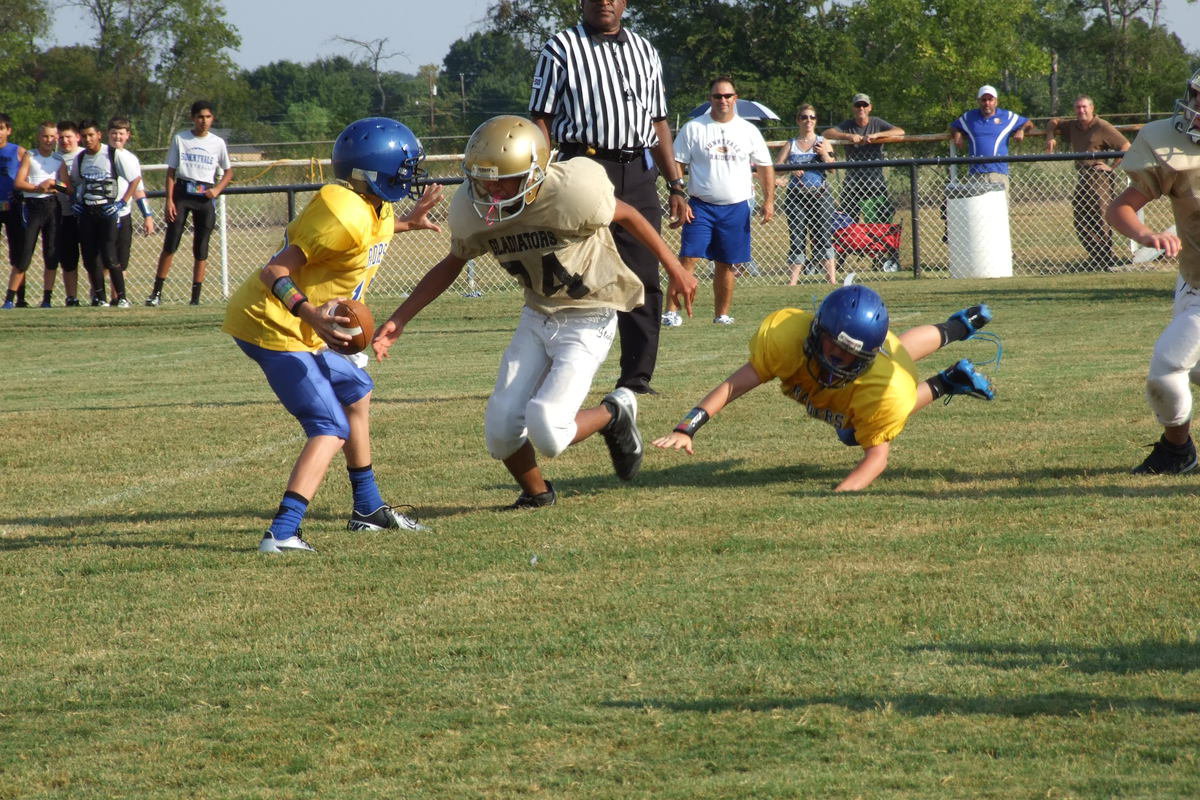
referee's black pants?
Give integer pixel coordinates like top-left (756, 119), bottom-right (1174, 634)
top-left (590, 155), bottom-right (663, 393)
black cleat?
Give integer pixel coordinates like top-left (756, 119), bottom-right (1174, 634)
top-left (347, 504), bottom-right (429, 531)
top-left (507, 481), bottom-right (557, 510)
top-left (1132, 435), bottom-right (1198, 475)
top-left (601, 387), bottom-right (643, 481)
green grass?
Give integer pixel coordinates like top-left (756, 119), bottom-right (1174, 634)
top-left (1, 274), bottom-right (1198, 799)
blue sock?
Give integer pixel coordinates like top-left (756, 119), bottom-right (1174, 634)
top-left (269, 491), bottom-right (308, 538)
top-left (348, 465), bottom-right (385, 515)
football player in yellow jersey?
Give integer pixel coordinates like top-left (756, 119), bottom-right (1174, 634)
top-left (653, 285), bottom-right (998, 491)
top-left (222, 118), bottom-right (441, 554)
top-left (373, 115), bottom-right (698, 509)
top-left (1105, 69), bottom-right (1200, 475)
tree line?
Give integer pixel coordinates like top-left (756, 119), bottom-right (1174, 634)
top-left (1, 0), bottom-right (1194, 156)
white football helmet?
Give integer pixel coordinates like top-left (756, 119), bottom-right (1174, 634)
top-left (1173, 68), bottom-right (1200, 145)
top-left (462, 115), bottom-right (549, 224)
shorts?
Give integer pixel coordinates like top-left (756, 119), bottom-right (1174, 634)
top-left (679, 198), bottom-right (751, 265)
top-left (235, 338), bottom-right (374, 439)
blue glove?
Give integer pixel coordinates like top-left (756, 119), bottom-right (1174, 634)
top-left (835, 427), bottom-right (859, 447)
top-left (71, 202), bottom-right (84, 216)
top-left (102, 200), bottom-right (126, 218)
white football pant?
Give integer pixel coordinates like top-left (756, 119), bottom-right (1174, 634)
top-left (1146, 276), bottom-right (1200, 427)
top-left (486, 306), bottom-right (617, 460)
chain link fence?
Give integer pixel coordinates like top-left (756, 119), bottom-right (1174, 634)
top-left (0, 150), bottom-right (1179, 305)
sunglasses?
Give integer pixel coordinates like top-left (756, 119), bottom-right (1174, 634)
top-left (797, 114), bottom-right (817, 120)
top-left (711, 93), bottom-right (736, 99)
top-left (854, 102), bottom-right (870, 108)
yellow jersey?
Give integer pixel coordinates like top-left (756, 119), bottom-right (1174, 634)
top-left (747, 308), bottom-right (919, 448)
top-left (223, 183), bottom-right (394, 351)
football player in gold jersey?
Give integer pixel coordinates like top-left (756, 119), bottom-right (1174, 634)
top-left (653, 285), bottom-right (998, 491)
top-left (374, 115), bottom-right (698, 508)
top-left (223, 118), bottom-right (441, 553)
top-left (1105, 69), bottom-right (1200, 474)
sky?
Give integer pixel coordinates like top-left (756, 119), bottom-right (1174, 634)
top-left (47, 0), bottom-right (1200, 74)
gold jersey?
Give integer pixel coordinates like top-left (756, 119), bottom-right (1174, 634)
top-left (747, 308), bottom-right (919, 448)
top-left (1121, 118), bottom-right (1200, 287)
top-left (223, 183), bottom-right (394, 351)
top-left (449, 157), bottom-right (645, 314)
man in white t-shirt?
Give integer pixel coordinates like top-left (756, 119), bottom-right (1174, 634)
top-left (147, 100), bottom-right (233, 306)
top-left (664, 77), bottom-right (773, 326)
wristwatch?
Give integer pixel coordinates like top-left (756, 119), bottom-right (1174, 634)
top-left (668, 177), bottom-right (687, 198)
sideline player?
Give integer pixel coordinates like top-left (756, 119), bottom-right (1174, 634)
top-left (373, 115), bottom-right (698, 509)
top-left (60, 119), bottom-right (142, 307)
top-left (0, 113), bottom-right (27, 307)
top-left (147, 100), bottom-right (232, 306)
top-left (107, 117), bottom-right (155, 306)
top-left (223, 117), bottom-right (440, 554)
top-left (6, 122), bottom-right (62, 308)
top-left (1104, 69), bottom-right (1200, 474)
top-left (653, 285), bottom-right (997, 491)
top-left (54, 121), bottom-right (85, 306)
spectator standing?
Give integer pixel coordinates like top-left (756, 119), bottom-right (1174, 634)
top-left (663, 77), bottom-right (774, 327)
top-left (7, 122), bottom-right (62, 308)
top-left (0, 113), bottom-right (27, 307)
top-left (55, 121), bottom-right (84, 306)
top-left (822, 94), bottom-right (905, 224)
top-left (107, 118), bottom-right (155, 305)
top-left (528, 0), bottom-right (688, 395)
top-left (60, 119), bottom-right (142, 307)
top-left (949, 85), bottom-right (1032, 188)
top-left (1046, 96), bottom-right (1130, 271)
top-left (147, 100), bottom-right (232, 306)
top-left (776, 104), bottom-right (836, 285)
top-left (1104, 68), bottom-right (1200, 475)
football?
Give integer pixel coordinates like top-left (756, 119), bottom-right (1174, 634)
top-left (329, 298), bottom-right (375, 355)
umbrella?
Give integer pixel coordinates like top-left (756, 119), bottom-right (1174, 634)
top-left (687, 99), bottom-right (780, 121)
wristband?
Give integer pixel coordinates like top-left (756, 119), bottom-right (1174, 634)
top-left (673, 407), bottom-right (710, 438)
top-left (137, 197), bottom-right (153, 218)
top-left (271, 275), bottom-right (307, 316)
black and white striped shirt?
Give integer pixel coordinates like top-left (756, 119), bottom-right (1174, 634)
top-left (528, 23), bottom-right (668, 151)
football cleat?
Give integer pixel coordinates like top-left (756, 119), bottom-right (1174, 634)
top-left (347, 503), bottom-right (429, 532)
top-left (661, 310), bottom-right (683, 327)
top-left (259, 530), bottom-right (315, 554)
top-left (0, 301), bottom-right (12, 310)
top-left (65, 297), bottom-right (81, 307)
top-left (1131, 435), bottom-right (1198, 475)
top-left (39, 300), bottom-right (52, 308)
top-left (713, 314), bottom-right (735, 325)
top-left (91, 296), bottom-right (106, 307)
top-left (948, 304), bottom-right (992, 336)
top-left (507, 481), bottom-right (557, 510)
top-left (939, 359), bottom-right (995, 401)
top-left (145, 293), bottom-right (161, 307)
top-left (601, 387), bottom-right (643, 481)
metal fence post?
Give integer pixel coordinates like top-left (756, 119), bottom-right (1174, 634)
top-left (909, 162), bottom-right (922, 277)
top-left (218, 194), bottom-right (229, 299)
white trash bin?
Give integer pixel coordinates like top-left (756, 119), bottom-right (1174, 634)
top-left (945, 182), bottom-right (1012, 278)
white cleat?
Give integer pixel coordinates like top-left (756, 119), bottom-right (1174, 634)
top-left (258, 531), bottom-right (315, 554)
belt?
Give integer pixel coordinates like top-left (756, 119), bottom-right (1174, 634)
top-left (558, 142), bottom-right (644, 164)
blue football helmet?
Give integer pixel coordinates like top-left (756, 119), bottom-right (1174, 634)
top-left (804, 285), bottom-right (890, 388)
top-left (332, 117), bottom-right (426, 201)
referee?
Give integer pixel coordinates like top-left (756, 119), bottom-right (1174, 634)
top-left (529, 0), bottom-right (688, 396)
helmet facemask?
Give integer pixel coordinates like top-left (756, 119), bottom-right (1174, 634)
top-left (804, 321), bottom-right (877, 388)
top-left (465, 160), bottom-right (546, 225)
top-left (1173, 69), bottom-right (1200, 145)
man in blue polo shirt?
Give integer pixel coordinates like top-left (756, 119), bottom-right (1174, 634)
top-left (950, 85), bottom-right (1032, 188)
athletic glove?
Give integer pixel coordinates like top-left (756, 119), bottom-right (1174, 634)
top-left (102, 200), bottom-right (127, 218)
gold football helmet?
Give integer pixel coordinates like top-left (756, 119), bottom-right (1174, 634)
top-left (1174, 68), bottom-right (1200, 145)
top-left (462, 115), bottom-right (549, 223)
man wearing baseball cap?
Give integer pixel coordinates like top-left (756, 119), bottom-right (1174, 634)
top-left (949, 85), bottom-right (1032, 188)
top-left (823, 92), bottom-right (906, 226)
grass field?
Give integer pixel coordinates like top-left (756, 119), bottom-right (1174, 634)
top-left (1, 274), bottom-right (1198, 799)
